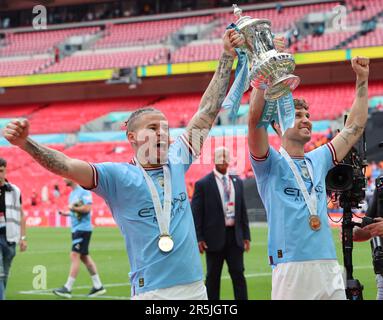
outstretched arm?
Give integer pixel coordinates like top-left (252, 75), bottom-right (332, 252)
top-left (331, 56), bottom-right (370, 162)
top-left (3, 119), bottom-right (94, 189)
top-left (183, 29), bottom-right (244, 155)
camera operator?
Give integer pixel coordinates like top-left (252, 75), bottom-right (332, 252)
top-left (354, 186), bottom-right (383, 300)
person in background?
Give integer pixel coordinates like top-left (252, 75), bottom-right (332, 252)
top-left (53, 179), bottom-right (105, 299)
top-left (0, 157), bottom-right (27, 300)
top-left (192, 147), bottom-right (250, 300)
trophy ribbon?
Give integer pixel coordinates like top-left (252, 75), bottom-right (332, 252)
top-left (257, 92), bottom-right (295, 136)
top-left (222, 23), bottom-right (250, 123)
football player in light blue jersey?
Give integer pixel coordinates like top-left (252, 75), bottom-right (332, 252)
top-left (4, 30), bottom-right (246, 300)
top-left (248, 55), bottom-right (370, 300)
top-left (53, 179), bottom-right (105, 299)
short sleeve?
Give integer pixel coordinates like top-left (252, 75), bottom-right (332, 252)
top-left (307, 142), bottom-right (338, 174)
top-left (81, 190), bottom-right (93, 205)
top-left (250, 147), bottom-right (278, 182)
top-left (169, 134), bottom-right (198, 173)
top-left (88, 162), bottom-right (119, 202)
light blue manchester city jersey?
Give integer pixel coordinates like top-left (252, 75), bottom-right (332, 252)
top-left (89, 135), bottom-right (203, 295)
top-left (250, 143), bottom-right (339, 266)
top-left (69, 185), bottom-right (93, 233)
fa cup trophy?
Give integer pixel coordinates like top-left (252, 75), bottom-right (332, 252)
top-left (232, 4), bottom-right (300, 100)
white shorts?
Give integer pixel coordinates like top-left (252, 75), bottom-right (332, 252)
top-left (376, 274), bottom-right (383, 300)
top-left (272, 260), bottom-right (346, 300)
top-left (131, 280), bottom-right (208, 300)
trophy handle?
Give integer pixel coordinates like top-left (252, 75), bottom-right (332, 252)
top-left (232, 4), bottom-right (243, 18)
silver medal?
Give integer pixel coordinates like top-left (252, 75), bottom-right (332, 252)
top-left (158, 235), bottom-right (174, 253)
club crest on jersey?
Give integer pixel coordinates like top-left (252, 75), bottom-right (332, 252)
top-left (300, 163), bottom-right (310, 180)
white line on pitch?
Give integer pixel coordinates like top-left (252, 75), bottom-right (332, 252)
top-left (221, 265), bottom-right (375, 280)
top-left (19, 281), bottom-right (131, 294)
top-left (18, 265), bottom-right (375, 297)
top-left (18, 292), bottom-right (130, 300)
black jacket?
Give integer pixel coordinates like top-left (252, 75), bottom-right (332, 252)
top-left (191, 172), bottom-right (251, 252)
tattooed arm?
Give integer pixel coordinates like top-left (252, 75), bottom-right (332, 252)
top-left (331, 56), bottom-right (370, 162)
top-left (183, 29), bottom-right (244, 155)
top-left (3, 119), bottom-right (94, 188)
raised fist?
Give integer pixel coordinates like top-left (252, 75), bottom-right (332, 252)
top-left (351, 56), bottom-right (369, 80)
top-left (3, 119), bottom-right (30, 148)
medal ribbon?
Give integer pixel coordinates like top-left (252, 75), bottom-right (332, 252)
top-left (135, 158), bottom-right (172, 237)
top-left (279, 147), bottom-right (317, 218)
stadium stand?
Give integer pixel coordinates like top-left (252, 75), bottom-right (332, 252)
top-left (295, 31), bottom-right (356, 52)
top-left (42, 48), bottom-right (168, 73)
top-left (26, 96), bottom-right (158, 134)
top-left (93, 16), bottom-right (214, 49)
top-left (1, 1), bottom-right (383, 77)
top-left (0, 104), bottom-right (41, 117)
top-left (0, 27), bottom-right (99, 56)
top-left (0, 57), bottom-right (53, 76)
top-left (344, 0), bottom-right (383, 26)
top-left (171, 42), bottom-right (222, 63)
top-left (207, 2), bottom-right (340, 39)
top-left (346, 27), bottom-right (383, 48)
top-left (292, 82), bottom-right (383, 120)
top-left (1, 81), bottom-right (383, 133)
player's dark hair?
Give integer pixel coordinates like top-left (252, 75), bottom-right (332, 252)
top-left (270, 98), bottom-right (309, 135)
top-left (293, 98), bottom-right (309, 111)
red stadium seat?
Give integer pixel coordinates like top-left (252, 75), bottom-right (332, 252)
top-left (2, 82), bottom-right (383, 134)
top-left (0, 27), bottom-right (99, 57)
top-left (0, 57), bottom-right (54, 76)
top-left (93, 16), bottom-right (213, 49)
top-left (42, 48), bottom-right (168, 73)
top-left (207, 2), bottom-right (340, 39)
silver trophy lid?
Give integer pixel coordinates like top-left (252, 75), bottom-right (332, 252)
top-left (232, 4), bottom-right (271, 30)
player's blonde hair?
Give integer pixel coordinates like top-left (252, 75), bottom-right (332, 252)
top-left (125, 107), bottom-right (164, 133)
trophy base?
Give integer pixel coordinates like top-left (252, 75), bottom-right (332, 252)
top-left (264, 74), bottom-right (301, 100)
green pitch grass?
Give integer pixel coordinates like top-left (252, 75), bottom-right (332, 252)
top-left (6, 225), bottom-right (378, 300)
